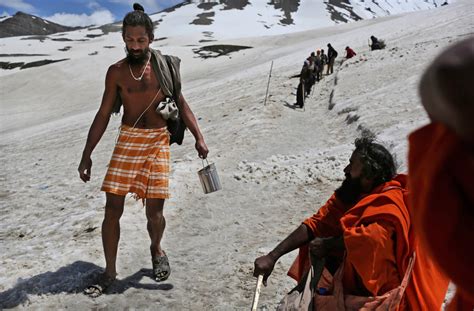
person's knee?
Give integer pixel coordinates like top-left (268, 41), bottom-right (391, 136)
top-left (146, 199), bottom-right (165, 222)
top-left (104, 194), bottom-right (125, 222)
top-left (104, 205), bottom-right (124, 222)
top-left (146, 208), bottom-right (164, 223)
top-left (146, 210), bottom-right (164, 222)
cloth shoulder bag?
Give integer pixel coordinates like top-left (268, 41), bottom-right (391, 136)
top-left (161, 54), bottom-right (187, 145)
top-left (277, 253), bottom-right (416, 311)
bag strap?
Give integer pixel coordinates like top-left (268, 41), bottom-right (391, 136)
top-left (132, 88), bottom-right (162, 128)
top-left (400, 252), bottom-right (416, 292)
top-left (164, 55), bottom-right (179, 103)
top-left (132, 54), bottom-right (176, 128)
top-left (383, 252), bottom-right (417, 309)
top-left (331, 252), bottom-right (416, 308)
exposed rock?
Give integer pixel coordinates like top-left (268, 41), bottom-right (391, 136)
top-left (0, 62), bottom-right (24, 70)
top-left (20, 59), bottom-right (69, 70)
top-left (326, 0), bottom-right (362, 23)
top-left (190, 12), bottom-right (215, 25)
top-left (0, 53), bottom-right (48, 57)
top-left (220, 0), bottom-right (250, 10)
top-left (193, 44), bottom-right (252, 59)
top-left (0, 12), bottom-right (80, 38)
top-left (268, 0), bottom-right (301, 25)
top-left (85, 34), bottom-right (103, 39)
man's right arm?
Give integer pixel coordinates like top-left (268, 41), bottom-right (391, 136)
top-left (78, 66), bottom-right (118, 182)
top-left (253, 224), bottom-right (311, 286)
top-left (253, 194), bottom-right (347, 285)
top-left (268, 225), bottom-right (311, 261)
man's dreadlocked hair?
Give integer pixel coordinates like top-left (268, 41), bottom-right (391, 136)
top-left (354, 136), bottom-right (396, 187)
top-left (122, 3), bottom-right (154, 40)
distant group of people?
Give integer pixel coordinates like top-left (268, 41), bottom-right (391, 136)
top-left (259, 36), bottom-right (474, 310)
top-left (295, 43), bottom-right (339, 108)
top-left (295, 35), bottom-right (386, 108)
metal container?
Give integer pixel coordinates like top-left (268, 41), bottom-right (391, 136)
top-left (198, 159), bottom-right (222, 194)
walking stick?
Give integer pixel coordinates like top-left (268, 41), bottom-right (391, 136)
top-left (302, 83), bottom-right (306, 111)
top-left (263, 61), bottom-right (274, 106)
top-left (251, 275), bottom-right (264, 311)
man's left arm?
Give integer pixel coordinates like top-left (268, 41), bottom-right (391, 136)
top-left (177, 93), bottom-right (209, 159)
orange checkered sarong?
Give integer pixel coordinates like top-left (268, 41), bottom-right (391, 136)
top-left (101, 124), bottom-right (170, 200)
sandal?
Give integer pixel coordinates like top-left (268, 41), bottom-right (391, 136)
top-left (152, 252), bottom-right (171, 282)
top-left (83, 273), bottom-right (116, 298)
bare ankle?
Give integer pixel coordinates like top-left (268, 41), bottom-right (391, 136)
top-left (150, 246), bottom-right (165, 258)
top-left (104, 269), bottom-right (117, 279)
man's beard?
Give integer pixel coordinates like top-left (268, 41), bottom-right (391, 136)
top-left (335, 175), bottom-right (363, 205)
top-left (126, 47), bottom-right (149, 65)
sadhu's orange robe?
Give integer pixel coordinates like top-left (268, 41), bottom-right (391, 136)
top-left (288, 175), bottom-right (449, 310)
top-left (409, 122), bottom-right (474, 310)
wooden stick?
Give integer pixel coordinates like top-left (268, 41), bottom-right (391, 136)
top-left (263, 61), bottom-right (274, 106)
top-left (251, 275), bottom-right (264, 311)
top-left (302, 83), bottom-right (306, 111)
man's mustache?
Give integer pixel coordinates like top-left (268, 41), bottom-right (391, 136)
top-left (129, 49), bottom-right (144, 55)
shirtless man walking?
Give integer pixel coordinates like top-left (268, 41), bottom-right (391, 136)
top-left (78, 4), bottom-right (208, 296)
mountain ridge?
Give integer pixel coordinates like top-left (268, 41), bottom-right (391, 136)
top-left (0, 0), bottom-right (450, 40)
top-left (0, 12), bottom-right (80, 38)
top-left (144, 0), bottom-right (450, 41)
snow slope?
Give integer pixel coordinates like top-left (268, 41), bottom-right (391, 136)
top-left (0, 0), bottom-right (473, 309)
top-left (149, 0), bottom-right (450, 41)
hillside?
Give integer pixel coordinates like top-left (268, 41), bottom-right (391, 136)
top-left (0, 12), bottom-right (79, 38)
top-left (0, 0), bottom-right (472, 309)
top-left (145, 0), bottom-right (449, 41)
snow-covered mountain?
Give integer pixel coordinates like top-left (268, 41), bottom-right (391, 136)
top-left (0, 0), bottom-right (472, 308)
top-left (0, 0), bottom-right (452, 74)
top-left (0, 12), bottom-right (79, 38)
top-left (0, 0), bottom-right (450, 41)
top-left (145, 0), bottom-right (449, 40)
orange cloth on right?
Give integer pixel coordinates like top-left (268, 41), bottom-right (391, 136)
top-left (288, 175), bottom-right (449, 310)
top-left (338, 175), bottom-right (449, 310)
top-left (408, 122), bottom-right (474, 310)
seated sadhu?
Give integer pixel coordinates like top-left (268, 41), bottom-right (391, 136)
top-left (409, 37), bottom-right (474, 310)
top-left (254, 137), bottom-right (448, 310)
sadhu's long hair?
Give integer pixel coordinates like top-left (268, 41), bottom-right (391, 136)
top-left (122, 3), bottom-right (154, 40)
top-left (354, 137), bottom-right (396, 187)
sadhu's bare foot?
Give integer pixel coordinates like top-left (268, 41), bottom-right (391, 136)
top-left (83, 273), bottom-right (116, 298)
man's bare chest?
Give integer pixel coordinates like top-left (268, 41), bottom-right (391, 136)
top-left (119, 66), bottom-right (160, 95)
top-left (123, 80), bottom-right (159, 94)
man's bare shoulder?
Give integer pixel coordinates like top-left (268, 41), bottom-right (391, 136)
top-left (106, 58), bottom-right (127, 79)
top-left (108, 58), bottom-right (127, 71)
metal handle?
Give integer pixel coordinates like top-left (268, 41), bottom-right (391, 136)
top-left (201, 158), bottom-right (209, 168)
